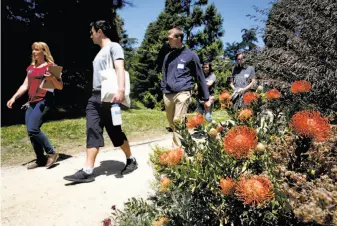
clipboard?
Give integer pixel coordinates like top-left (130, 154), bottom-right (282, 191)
top-left (48, 65), bottom-right (63, 79)
top-left (41, 65), bottom-right (63, 89)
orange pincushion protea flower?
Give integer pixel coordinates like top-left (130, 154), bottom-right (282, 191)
top-left (159, 152), bottom-right (169, 165)
top-left (219, 90), bottom-right (231, 102)
top-left (186, 113), bottom-right (204, 128)
top-left (160, 177), bottom-right (172, 192)
top-left (159, 147), bottom-right (184, 166)
top-left (220, 177), bottom-right (236, 196)
top-left (223, 126), bottom-right (258, 159)
top-left (195, 114), bottom-right (204, 125)
top-left (238, 109), bottom-right (253, 121)
top-left (243, 92), bottom-right (259, 105)
top-left (152, 217), bottom-right (169, 226)
top-left (166, 147), bottom-right (184, 166)
top-left (290, 80), bottom-right (311, 93)
top-left (236, 175), bottom-right (274, 206)
top-left (290, 110), bottom-right (331, 142)
top-left (265, 89), bottom-right (281, 100)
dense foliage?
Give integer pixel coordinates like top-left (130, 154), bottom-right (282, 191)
top-left (246, 0), bottom-right (337, 115)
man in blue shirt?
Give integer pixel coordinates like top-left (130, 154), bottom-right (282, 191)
top-left (161, 26), bottom-right (210, 147)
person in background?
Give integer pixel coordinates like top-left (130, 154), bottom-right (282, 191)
top-left (7, 42), bottom-right (63, 169)
top-left (229, 51), bottom-right (256, 110)
top-left (197, 62), bottom-right (216, 122)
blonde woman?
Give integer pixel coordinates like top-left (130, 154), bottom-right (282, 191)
top-left (7, 42), bottom-right (63, 169)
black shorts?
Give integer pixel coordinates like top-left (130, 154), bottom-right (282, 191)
top-left (86, 92), bottom-right (127, 148)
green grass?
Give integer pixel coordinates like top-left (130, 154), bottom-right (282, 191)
top-left (1, 109), bottom-right (231, 166)
top-left (1, 109), bottom-right (169, 166)
top-left (212, 110), bottom-right (231, 122)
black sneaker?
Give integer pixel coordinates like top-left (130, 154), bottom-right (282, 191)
top-left (121, 158), bottom-right (138, 175)
top-left (166, 127), bottom-right (173, 132)
top-left (63, 169), bottom-right (95, 183)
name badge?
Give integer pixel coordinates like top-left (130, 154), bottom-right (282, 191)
top-left (244, 74), bottom-right (250, 78)
top-left (177, 64), bottom-right (184, 69)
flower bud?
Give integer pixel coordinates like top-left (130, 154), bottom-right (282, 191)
top-left (209, 128), bottom-right (218, 137)
top-left (256, 143), bottom-right (266, 152)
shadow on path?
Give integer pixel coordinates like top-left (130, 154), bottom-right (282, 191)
top-left (64, 160), bottom-right (126, 186)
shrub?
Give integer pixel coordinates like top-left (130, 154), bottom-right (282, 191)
top-left (112, 79), bottom-right (336, 225)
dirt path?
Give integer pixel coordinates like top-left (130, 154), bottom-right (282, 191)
top-left (1, 135), bottom-right (172, 226)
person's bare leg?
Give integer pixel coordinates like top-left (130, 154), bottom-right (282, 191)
top-left (120, 140), bottom-right (131, 158)
top-left (84, 147), bottom-right (100, 168)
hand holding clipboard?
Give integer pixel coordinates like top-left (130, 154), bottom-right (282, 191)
top-left (41, 65), bottom-right (63, 89)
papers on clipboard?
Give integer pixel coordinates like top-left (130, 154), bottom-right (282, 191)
top-left (41, 65), bottom-right (63, 89)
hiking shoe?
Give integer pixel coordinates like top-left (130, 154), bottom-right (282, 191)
top-left (121, 158), bottom-right (138, 175)
top-left (63, 169), bottom-right (95, 183)
top-left (166, 127), bottom-right (173, 132)
top-left (46, 153), bottom-right (59, 168)
top-left (27, 162), bottom-right (45, 170)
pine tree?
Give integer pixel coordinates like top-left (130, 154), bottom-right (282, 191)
top-left (224, 28), bottom-right (258, 60)
top-left (241, 28), bottom-right (258, 51)
top-left (247, 0), bottom-right (337, 113)
top-left (193, 4), bottom-right (224, 62)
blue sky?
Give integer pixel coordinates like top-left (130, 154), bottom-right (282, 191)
top-left (119, 0), bottom-right (272, 48)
